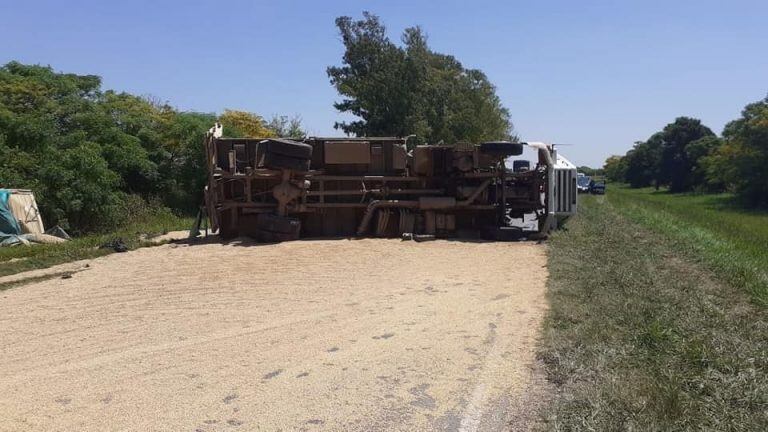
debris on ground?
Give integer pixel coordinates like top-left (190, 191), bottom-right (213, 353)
top-left (101, 238), bottom-right (129, 253)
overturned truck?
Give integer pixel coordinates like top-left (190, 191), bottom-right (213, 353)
top-left (203, 124), bottom-right (576, 241)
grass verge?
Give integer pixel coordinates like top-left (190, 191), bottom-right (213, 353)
top-left (539, 194), bottom-right (768, 430)
top-left (609, 186), bottom-right (768, 306)
top-left (0, 212), bottom-right (192, 279)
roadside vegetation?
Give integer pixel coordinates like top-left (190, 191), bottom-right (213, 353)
top-left (0, 61), bottom-right (306, 236)
top-left (603, 96), bottom-right (768, 208)
top-left (539, 194), bottom-right (768, 430)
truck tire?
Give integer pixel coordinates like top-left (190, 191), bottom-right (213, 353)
top-left (218, 210), bottom-right (238, 239)
top-left (261, 139), bottom-right (313, 160)
top-left (256, 213), bottom-right (301, 234)
top-left (479, 141), bottom-right (524, 157)
top-left (263, 152), bottom-right (311, 171)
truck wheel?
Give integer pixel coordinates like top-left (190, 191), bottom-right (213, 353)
top-left (261, 139), bottom-right (313, 159)
top-left (263, 152), bottom-right (311, 171)
top-left (479, 141), bottom-right (524, 157)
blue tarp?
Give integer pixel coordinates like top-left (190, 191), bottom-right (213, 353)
top-left (0, 190), bottom-right (70, 247)
top-left (0, 189), bottom-right (22, 236)
top-left (0, 189), bottom-right (26, 246)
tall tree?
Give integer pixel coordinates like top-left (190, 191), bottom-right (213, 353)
top-left (266, 115), bottom-right (307, 138)
top-left (658, 117), bottom-right (715, 192)
top-left (685, 135), bottom-right (722, 191)
top-left (624, 135), bottom-right (663, 188)
top-left (706, 96), bottom-right (768, 206)
top-left (603, 155), bottom-right (627, 182)
top-left (327, 13), bottom-right (512, 143)
top-left (218, 109), bottom-right (274, 138)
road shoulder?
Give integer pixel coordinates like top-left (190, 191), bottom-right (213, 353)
top-left (537, 195), bottom-right (768, 430)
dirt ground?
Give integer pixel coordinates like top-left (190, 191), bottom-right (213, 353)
top-left (0, 238), bottom-right (549, 431)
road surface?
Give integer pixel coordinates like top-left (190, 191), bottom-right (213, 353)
top-left (0, 238), bottom-right (548, 431)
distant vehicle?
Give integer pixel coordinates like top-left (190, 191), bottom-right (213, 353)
top-left (590, 180), bottom-right (606, 195)
top-left (576, 173), bottom-right (592, 193)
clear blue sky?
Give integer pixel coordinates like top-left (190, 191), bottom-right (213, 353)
top-left (2, 0), bottom-right (766, 166)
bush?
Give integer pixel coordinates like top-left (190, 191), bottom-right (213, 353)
top-left (708, 97), bottom-right (768, 207)
top-left (0, 61), bottom-right (300, 233)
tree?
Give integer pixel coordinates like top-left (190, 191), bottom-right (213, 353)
top-left (685, 136), bottom-right (722, 191)
top-left (0, 61), bottom-right (330, 232)
top-left (0, 62), bottom-right (231, 232)
top-left (327, 12), bottom-right (512, 143)
top-left (218, 109), bottom-right (274, 138)
top-left (95, 91), bottom-right (163, 195)
top-left (0, 62), bottom-right (128, 232)
top-left (658, 117), bottom-right (715, 192)
top-left (624, 136), bottom-right (663, 188)
top-left (603, 156), bottom-right (627, 182)
top-left (38, 143), bottom-right (122, 231)
top-left (618, 118), bottom-right (716, 191)
top-left (156, 111), bottom-right (217, 212)
top-left (706, 97), bottom-right (768, 206)
top-left (266, 115), bottom-right (307, 138)
top-left (577, 166), bottom-right (604, 177)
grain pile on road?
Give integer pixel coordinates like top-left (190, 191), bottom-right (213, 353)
top-left (0, 238), bottom-right (548, 431)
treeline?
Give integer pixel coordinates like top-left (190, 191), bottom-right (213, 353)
top-left (604, 96), bottom-right (768, 207)
top-left (577, 166), bottom-right (605, 177)
top-left (0, 61), bottom-right (303, 234)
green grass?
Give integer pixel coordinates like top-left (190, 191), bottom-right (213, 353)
top-left (0, 212), bottom-right (193, 279)
top-left (539, 194), bottom-right (768, 430)
top-left (609, 187), bottom-right (768, 306)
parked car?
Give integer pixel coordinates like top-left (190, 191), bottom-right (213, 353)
top-left (590, 181), bottom-right (606, 195)
top-left (577, 173), bottom-right (591, 193)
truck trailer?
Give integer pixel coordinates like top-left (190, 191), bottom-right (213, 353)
top-left (202, 123), bottom-right (576, 241)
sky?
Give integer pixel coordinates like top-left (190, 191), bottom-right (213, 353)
top-left (1, 0), bottom-right (766, 167)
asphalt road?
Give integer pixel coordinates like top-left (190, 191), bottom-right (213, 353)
top-left (0, 238), bottom-right (548, 431)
